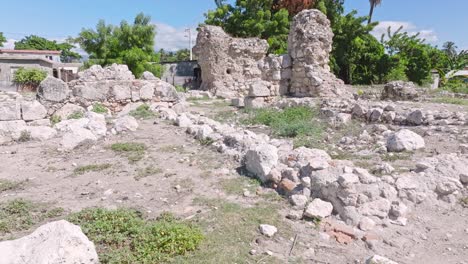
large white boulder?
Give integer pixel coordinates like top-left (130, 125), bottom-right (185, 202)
top-left (37, 76), bottom-right (70, 103)
top-left (21, 100), bottom-right (47, 121)
top-left (55, 118), bottom-right (89, 133)
top-left (245, 144), bottom-right (278, 182)
top-left (85, 112), bottom-right (107, 138)
top-left (114, 115), bottom-right (138, 133)
top-left (304, 199), bottom-right (333, 219)
top-left (0, 99), bottom-right (21, 121)
top-left (25, 126), bottom-right (58, 141)
top-left (386, 129), bottom-right (425, 152)
top-left (0, 220), bottom-right (99, 264)
top-left (61, 127), bottom-right (97, 151)
top-left (0, 120), bottom-right (28, 140)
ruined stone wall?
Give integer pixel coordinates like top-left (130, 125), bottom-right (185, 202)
top-left (194, 9), bottom-right (351, 101)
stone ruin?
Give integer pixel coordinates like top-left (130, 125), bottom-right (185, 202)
top-left (194, 9), bottom-right (351, 105)
top-left (0, 64), bottom-right (183, 150)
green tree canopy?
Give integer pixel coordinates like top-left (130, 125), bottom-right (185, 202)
top-left (14, 35), bottom-right (81, 62)
top-left (0, 32), bottom-right (6, 47)
top-left (74, 13), bottom-right (162, 78)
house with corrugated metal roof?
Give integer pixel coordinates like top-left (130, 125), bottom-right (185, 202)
top-left (0, 49), bottom-right (82, 90)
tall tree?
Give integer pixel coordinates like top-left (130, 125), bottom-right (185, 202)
top-left (0, 32), bottom-right (6, 47)
top-left (368, 0), bottom-right (382, 24)
top-left (75, 13), bottom-right (163, 77)
top-left (14, 35), bottom-right (81, 62)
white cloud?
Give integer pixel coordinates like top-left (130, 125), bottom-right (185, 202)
top-left (372, 21), bottom-right (438, 43)
top-left (154, 22), bottom-right (197, 52)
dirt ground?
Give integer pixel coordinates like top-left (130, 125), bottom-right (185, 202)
top-left (1, 100), bottom-right (467, 264)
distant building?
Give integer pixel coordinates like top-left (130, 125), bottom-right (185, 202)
top-left (0, 49), bottom-right (82, 89)
top-left (160, 60), bottom-right (201, 90)
top-left (446, 66), bottom-right (468, 80)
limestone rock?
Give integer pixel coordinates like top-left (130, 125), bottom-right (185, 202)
top-left (245, 144), bottom-right (279, 183)
top-left (21, 100), bottom-right (47, 121)
top-left (25, 126), bottom-right (57, 141)
top-left (37, 76), bottom-right (70, 103)
top-left (114, 115), bottom-right (138, 133)
top-left (0, 120), bottom-right (27, 140)
top-left (366, 255), bottom-right (399, 264)
top-left (141, 71), bottom-right (158, 80)
top-left (381, 81), bottom-right (418, 101)
top-left (0, 99), bottom-right (21, 121)
top-left (54, 103), bottom-right (85, 120)
top-left (0, 220), bottom-right (98, 264)
top-left (61, 128), bottom-right (98, 151)
top-left (85, 112), bottom-right (107, 138)
top-left (112, 85), bottom-right (131, 101)
top-left (304, 199), bottom-right (333, 219)
top-left (259, 224), bottom-right (277, 238)
top-left (387, 129), bottom-right (425, 152)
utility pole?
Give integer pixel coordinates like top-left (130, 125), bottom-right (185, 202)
top-left (185, 28), bottom-right (193, 61)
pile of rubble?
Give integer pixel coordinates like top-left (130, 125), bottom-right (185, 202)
top-left (194, 9), bottom-right (351, 104)
top-left (0, 64), bottom-right (183, 150)
top-left (152, 106), bottom-right (468, 241)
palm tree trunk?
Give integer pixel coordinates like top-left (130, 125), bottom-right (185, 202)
top-left (368, 3), bottom-right (375, 24)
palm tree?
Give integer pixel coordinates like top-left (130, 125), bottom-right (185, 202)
top-left (368, 0), bottom-right (382, 24)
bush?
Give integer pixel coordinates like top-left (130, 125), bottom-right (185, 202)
top-left (92, 103), bottom-right (108, 114)
top-left (129, 104), bottom-right (155, 120)
top-left (13, 68), bottom-right (47, 90)
top-left (50, 115), bottom-right (62, 125)
top-left (68, 208), bottom-right (203, 263)
top-left (442, 78), bottom-right (468, 94)
top-left (242, 107), bottom-right (323, 138)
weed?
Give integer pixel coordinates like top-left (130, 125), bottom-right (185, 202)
top-left (92, 103), bottom-right (108, 114)
top-left (381, 152), bottom-right (412, 162)
top-left (68, 111), bottom-right (84, 120)
top-left (68, 208), bottom-right (203, 263)
top-left (460, 197), bottom-right (468, 208)
top-left (0, 179), bottom-right (23, 193)
top-left (242, 107), bottom-right (324, 139)
top-left (198, 138), bottom-right (214, 146)
top-left (432, 97), bottom-right (468, 106)
top-left (0, 199), bottom-right (64, 235)
top-left (111, 142), bottom-right (147, 163)
top-left (135, 166), bottom-right (163, 181)
top-left (74, 164), bottom-right (112, 175)
top-left (50, 115), bottom-right (62, 125)
top-left (129, 104), bottom-right (155, 120)
top-left (187, 96), bottom-right (210, 102)
top-left (17, 130), bottom-right (31, 142)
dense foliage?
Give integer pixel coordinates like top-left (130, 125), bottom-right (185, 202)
top-left (14, 35), bottom-right (81, 62)
top-left (0, 32), bottom-right (5, 47)
top-left (13, 68), bottom-right (47, 90)
top-left (205, 0), bottom-right (466, 88)
top-left (68, 208), bottom-right (203, 263)
top-left (74, 13), bottom-right (163, 78)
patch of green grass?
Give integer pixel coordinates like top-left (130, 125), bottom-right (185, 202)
top-left (129, 104), bottom-right (156, 120)
top-left (187, 96), bottom-right (210, 102)
top-left (17, 130), bottom-right (31, 142)
top-left (74, 164), bottom-right (112, 175)
top-left (0, 199), bottom-right (63, 235)
top-left (111, 142), bottom-right (147, 163)
top-left (111, 142), bottom-right (147, 152)
top-left (242, 107), bottom-right (324, 139)
top-left (135, 166), bottom-right (163, 181)
top-left (0, 179), bottom-right (23, 193)
top-left (68, 208), bottom-right (203, 263)
top-left (50, 115), bottom-right (62, 125)
top-left (198, 138), bottom-right (214, 146)
top-left (68, 111), bottom-right (85, 120)
top-left (220, 177), bottom-right (261, 196)
top-left (381, 152), bottom-right (412, 162)
top-left (432, 97), bottom-right (468, 105)
top-left (174, 198), bottom-right (289, 263)
top-left (92, 103), bottom-right (108, 114)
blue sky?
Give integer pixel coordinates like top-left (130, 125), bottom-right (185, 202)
top-left (1, 0), bottom-right (467, 52)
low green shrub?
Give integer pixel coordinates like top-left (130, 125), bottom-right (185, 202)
top-left (111, 142), bottom-right (147, 163)
top-left (13, 68), bottom-right (47, 90)
top-left (68, 111), bottom-right (84, 119)
top-left (50, 115), bottom-right (62, 125)
top-left (17, 130), bottom-right (31, 142)
top-left (129, 104), bottom-right (155, 120)
top-left (68, 208), bottom-right (203, 263)
top-left (92, 103), bottom-right (108, 114)
top-left (74, 164), bottom-right (112, 175)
